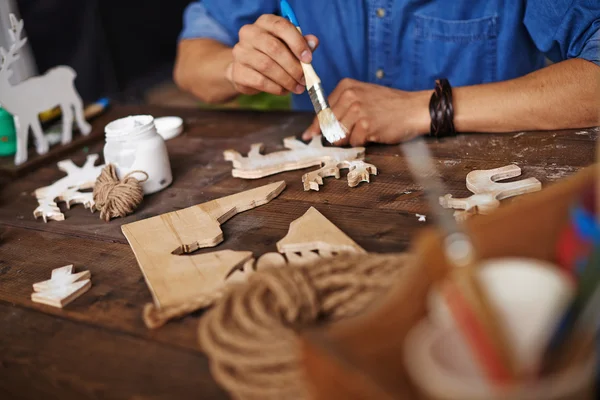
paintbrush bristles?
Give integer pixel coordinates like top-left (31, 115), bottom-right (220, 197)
top-left (316, 108), bottom-right (347, 143)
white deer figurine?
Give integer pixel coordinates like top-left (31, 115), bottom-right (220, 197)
top-left (0, 14), bottom-right (91, 165)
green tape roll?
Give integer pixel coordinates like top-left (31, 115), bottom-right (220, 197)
top-left (0, 107), bottom-right (16, 156)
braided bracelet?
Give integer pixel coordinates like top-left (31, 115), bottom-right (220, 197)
top-left (429, 78), bottom-right (456, 138)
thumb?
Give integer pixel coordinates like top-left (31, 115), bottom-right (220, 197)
top-left (304, 34), bottom-right (319, 52)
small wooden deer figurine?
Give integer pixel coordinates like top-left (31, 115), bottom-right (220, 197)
top-left (0, 14), bottom-right (91, 165)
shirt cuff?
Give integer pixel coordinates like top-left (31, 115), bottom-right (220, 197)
top-left (576, 28), bottom-right (600, 67)
top-left (179, 2), bottom-right (236, 47)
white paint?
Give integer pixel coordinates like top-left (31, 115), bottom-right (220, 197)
top-left (0, 14), bottom-right (91, 165)
top-left (33, 154), bottom-right (104, 222)
top-left (416, 213), bottom-right (426, 222)
top-left (512, 132), bottom-right (525, 138)
top-left (104, 115), bottom-right (172, 195)
top-left (225, 135), bottom-right (376, 191)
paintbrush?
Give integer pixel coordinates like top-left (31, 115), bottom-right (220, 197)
top-left (402, 138), bottom-right (517, 385)
top-left (280, 0), bottom-right (346, 144)
top-left (44, 98), bottom-right (110, 145)
top-left (540, 243), bottom-right (600, 374)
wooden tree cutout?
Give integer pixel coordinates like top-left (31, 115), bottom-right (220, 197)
top-left (228, 207), bottom-right (365, 281)
top-left (276, 206), bottom-right (365, 254)
top-left (224, 135), bottom-right (377, 191)
top-left (31, 265), bottom-right (91, 308)
top-left (1, 14), bottom-right (91, 165)
top-left (33, 154), bottom-right (105, 222)
top-left (440, 165), bottom-right (542, 220)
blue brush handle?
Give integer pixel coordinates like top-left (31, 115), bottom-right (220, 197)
top-left (280, 0), bottom-right (300, 27)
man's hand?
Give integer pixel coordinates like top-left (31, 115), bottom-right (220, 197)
top-left (227, 14), bottom-right (319, 96)
top-left (302, 79), bottom-right (430, 147)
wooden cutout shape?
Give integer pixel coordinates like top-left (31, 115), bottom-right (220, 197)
top-left (141, 204), bottom-right (358, 327)
top-left (33, 154), bottom-right (104, 222)
top-left (121, 181), bottom-right (285, 308)
top-left (1, 15), bottom-right (91, 165)
top-left (122, 181), bottom-right (286, 256)
top-left (31, 265), bottom-right (91, 308)
top-left (224, 135), bottom-right (377, 191)
top-left (144, 250), bottom-right (253, 309)
top-left (439, 165), bottom-right (542, 220)
top-left (276, 206), bottom-right (366, 254)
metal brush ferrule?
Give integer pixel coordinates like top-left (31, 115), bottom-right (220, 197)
top-left (308, 83), bottom-right (329, 114)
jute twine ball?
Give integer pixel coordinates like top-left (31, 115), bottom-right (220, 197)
top-left (93, 164), bottom-right (148, 222)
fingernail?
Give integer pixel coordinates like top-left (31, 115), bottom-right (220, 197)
top-left (300, 50), bottom-right (312, 63)
top-left (300, 76), bottom-right (306, 85)
top-left (295, 84), bottom-right (305, 94)
top-left (307, 40), bottom-right (316, 50)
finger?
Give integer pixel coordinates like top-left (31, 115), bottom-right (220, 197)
top-left (336, 104), bottom-right (361, 141)
top-left (302, 116), bottom-right (321, 141)
top-left (252, 32), bottom-right (305, 86)
top-left (231, 63), bottom-right (287, 96)
top-left (256, 15), bottom-right (312, 63)
top-left (349, 119), bottom-right (372, 147)
top-left (239, 22), bottom-right (304, 85)
top-left (328, 78), bottom-right (357, 108)
top-left (304, 34), bottom-right (319, 52)
top-left (235, 45), bottom-right (304, 94)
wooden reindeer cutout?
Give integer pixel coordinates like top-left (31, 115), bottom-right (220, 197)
top-left (33, 154), bottom-right (105, 222)
top-left (0, 14), bottom-right (91, 165)
top-left (224, 135), bottom-right (377, 191)
top-left (440, 164), bottom-right (542, 220)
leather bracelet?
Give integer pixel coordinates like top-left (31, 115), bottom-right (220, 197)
top-left (429, 79), bottom-right (456, 138)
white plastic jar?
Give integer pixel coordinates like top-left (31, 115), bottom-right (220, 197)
top-left (103, 115), bottom-right (172, 195)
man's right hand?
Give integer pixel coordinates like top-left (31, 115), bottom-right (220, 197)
top-left (227, 14), bottom-right (319, 96)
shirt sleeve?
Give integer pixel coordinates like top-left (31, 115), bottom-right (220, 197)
top-left (179, 1), bottom-right (278, 47)
top-left (524, 0), bottom-right (600, 66)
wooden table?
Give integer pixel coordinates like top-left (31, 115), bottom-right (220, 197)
top-left (0, 104), bottom-right (597, 399)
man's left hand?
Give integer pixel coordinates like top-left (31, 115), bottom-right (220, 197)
top-left (302, 79), bottom-right (429, 146)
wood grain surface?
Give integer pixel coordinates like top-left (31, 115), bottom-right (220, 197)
top-left (0, 104), bottom-right (596, 399)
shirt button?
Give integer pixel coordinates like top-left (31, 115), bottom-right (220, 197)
top-left (376, 69), bottom-right (385, 79)
top-left (376, 8), bottom-right (386, 18)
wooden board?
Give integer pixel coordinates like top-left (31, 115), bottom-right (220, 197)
top-left (121, 181), bottom-right (285, 309)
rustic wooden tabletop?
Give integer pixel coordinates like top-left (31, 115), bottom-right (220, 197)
top-left (0, 104), bottom-right (597, 399)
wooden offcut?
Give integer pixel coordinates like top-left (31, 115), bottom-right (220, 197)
top-left (121, 181), bottom-right (285, 309)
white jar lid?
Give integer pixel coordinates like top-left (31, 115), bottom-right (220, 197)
top-left (155, 116), bottom-right (183, 140)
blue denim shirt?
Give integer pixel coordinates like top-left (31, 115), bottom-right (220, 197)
top-left (180, 0), bottom-right (600, 111)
